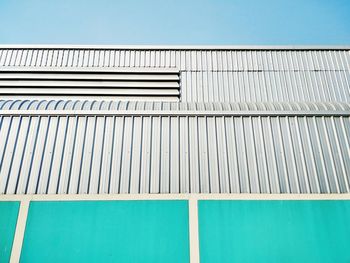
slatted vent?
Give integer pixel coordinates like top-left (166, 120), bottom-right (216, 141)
top-left (0, 67), bottom-right (180, 100)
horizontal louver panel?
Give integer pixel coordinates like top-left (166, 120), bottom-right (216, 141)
top-left (0, 67), bottom-right (180, 99)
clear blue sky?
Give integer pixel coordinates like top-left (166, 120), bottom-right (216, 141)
top-left (0, 0), bottom-right (349, 45)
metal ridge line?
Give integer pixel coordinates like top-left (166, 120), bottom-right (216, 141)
top-left (0, 45), bottom-right (349, 50)
top-left (0, 110), bottom-right (349, 117)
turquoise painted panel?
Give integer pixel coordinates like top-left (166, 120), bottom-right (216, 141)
top-left (0, 202), bottom-right (19, 263)
top-left (20, 200), bottom-right (189, 263)
top-left (199, 200), bottom-right (350, 263)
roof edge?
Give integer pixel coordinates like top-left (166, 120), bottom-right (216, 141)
top-left (0, 45), bottom-right (349, 50)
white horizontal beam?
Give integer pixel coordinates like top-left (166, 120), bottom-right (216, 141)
top-left (0, 193), bottom-right (350, 201)
top-left (0, 89), bottom-right (179, 95)
top-left (0, 95), bottom-right (180, 101)
top-left (0, 73), bottom-right (180, 81)
top-left (0, 66), bottom-right (180, 73)
top-left (0, 80), bottom-right (179, 88)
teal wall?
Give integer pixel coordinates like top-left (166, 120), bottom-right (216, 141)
top-left (0, 202), bottom-right (19, 263)
top-left (2, 199), bottom-right (350, 263)
top-left (20, 200), bottom-right (190, 263)
top-left (198, 200), bottom-right (350, 263)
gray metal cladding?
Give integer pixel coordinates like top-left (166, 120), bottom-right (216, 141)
top-left (1, 48), bottom-right (349, 71)
top-left (0, 47), bottom-right (350, 102)
top-left (181, 70), bottom-right (350, 102)
top-left (1, 102), bottom-right (349, 194)
top-left (0, 46), bottom-right (350, 196)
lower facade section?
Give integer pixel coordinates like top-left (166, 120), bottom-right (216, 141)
top-left (0, 202), bottom-right (19, 263)
top-left (1, 195), bottom-right (350, 263)
top-left (199, 200), bottom-right (350, 263)
top-left (21, 200), bottom-right (189, 263)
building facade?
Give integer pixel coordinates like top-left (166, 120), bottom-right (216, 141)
top-left (0, 45), bottom-right (350, 262)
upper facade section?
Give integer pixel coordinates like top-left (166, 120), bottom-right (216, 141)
top-left (0, 45), bottom-right (349, 103)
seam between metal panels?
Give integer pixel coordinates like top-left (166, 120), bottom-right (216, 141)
top-left (0, 110), bottom-right (349, 117)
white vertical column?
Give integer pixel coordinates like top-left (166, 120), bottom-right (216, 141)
top-left (10, 199), bottom-right (30, 263)
top-left (189, 197), bottom-right (200, 263)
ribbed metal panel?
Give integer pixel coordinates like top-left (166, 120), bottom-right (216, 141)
top-left (0, 47), bottom-right (349, 102)
top-left (1, 48), bottom-right (349, 71)
top-left (1, 102), bottom-right (349, 195)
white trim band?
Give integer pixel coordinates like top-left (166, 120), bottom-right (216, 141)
top-left (1, 193), bottom-right (350, 201)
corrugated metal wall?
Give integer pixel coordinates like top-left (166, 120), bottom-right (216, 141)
top-left (1, 48), bottom-right (349, 102)
top-left (1, 102), bottom-right (349, 195)
top-left (0, 47), bottom-right (350, 195)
